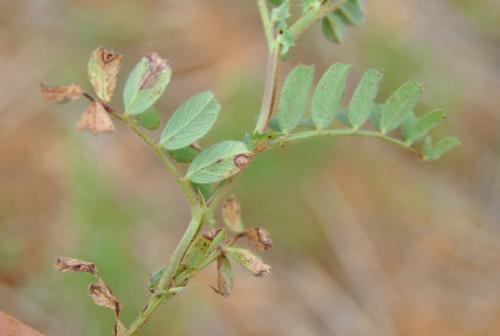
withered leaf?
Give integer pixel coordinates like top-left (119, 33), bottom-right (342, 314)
top-left (40, 83), bottom-right (82, 103)
top-left (211, 254), bottom-right (233, 297)
top-left (54, 256), bottom-right (97, 275)
top-left (140, 53), bottom-right (170, 89)
top-left (222, 195), bottom-right (244, 233)
top-left (225, 247), bottom-right (271, 277)
top-left (123, 52), bottom-right (172, 116)
top-left (244, 227), bottom-right (273, 251)
top-left (88, 48), bottom-right (123, 102)
top-left (77, 102), bottom-right (115, 135)
top-left (0, 310), bottom-right (45, 336)
top-left (89, 279), bottom-right (121, 313)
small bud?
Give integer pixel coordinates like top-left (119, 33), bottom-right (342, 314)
top-left (211, 255), bottom-right (233, 297)
top-left (234, 154), bottom-right (251, 169)
top-left (77, 102), bottom-right (115, 135)
top-left (88, 48), bottom-right (123, 102)
top-left (40, 83), bottom-right (82, 103)
top-left (225, 247), bottom-right (271, 277)
top-left (222, 195), bottom-right (244, 233)
top-left (54, 256), bottom-right (97, 275)
top-left (89, 279), bottom-right (121, 313)
top-left (244, 227), bottom-right (273, 251)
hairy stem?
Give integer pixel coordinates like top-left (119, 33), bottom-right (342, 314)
top-left (256, 0), bottom-right (273, 49)
top-left (254, 44), bottom-right (282, 134)
top-left (290, 0), bottom-right (348, 40)
top-left (126, 210), bottom-right (205, 336)
top-left (109, 111), bottom-right (199, 209)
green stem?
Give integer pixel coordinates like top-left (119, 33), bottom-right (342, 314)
top-left (126, 210), bottom-right (204, 336)
top-left (290, 0), bottom-right (348, 40)
top-left (110, 111), bottom-right (199, 209)
top-left (268, 129), bottom-right (419, 157)
top-left (256, 0), bottom-right (274, 49)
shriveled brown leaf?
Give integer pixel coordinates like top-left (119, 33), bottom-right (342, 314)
top-left (89, 279), bottom-right (121, 313)
top-left (211, 254), bottom-right (233, 297)
top-left (222, 195), bottom-right (244, 233)
top-left (140, 52), bottom-right (170, 89)
top-left (77, 102), bottom-right (115, 135)
top-left (244, 227), bottom-right (273, 251)
top-left (40, 83), bottom-right (82, 103)
top-left (0, 310), bottom-right (44, 336)
top-left (88, 48), bottom-right (123, 102)
top-left (54, 256), bottom-right (97, 275)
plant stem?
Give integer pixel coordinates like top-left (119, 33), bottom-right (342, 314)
top-left (126, 210), bottom-right (204, 336)
top-left (290, 0), bottom-right (348, 40)
top-left (109, 111), bottom-right (199, 209)
top-left (254, 43), bottom-right (282, 134)
top-left (256, 0), bottom-right (273, 50)
top-left (268, 129), bottom-right (420, 157)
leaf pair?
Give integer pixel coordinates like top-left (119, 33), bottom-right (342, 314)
top-left (322, 0), bottom-right (365, 44)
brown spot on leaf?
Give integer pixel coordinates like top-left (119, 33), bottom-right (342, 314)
top-left (140, 52), bottom-right (171, 90)
top-left (77, 102), bottom-right (115, 135)
top-left (40, 83), bottom-right (82, 103)
top-left (54, 256), bottom-right (97, 275)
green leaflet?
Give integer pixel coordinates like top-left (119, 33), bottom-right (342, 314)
top-left (160, 92), bottom-right (220, 150)
top-left (277, 64), bottom-right (315, 133)
top-left (311, 63), bottom-right (350, 129)
top-left (322, 13), bottom-right (344, 44)
top-left (167, 145), bottom-right (200, 164)
top-left (135, 107), bottom-right (161, 131)
top-left (267, 0), bottom-right (285, 5)
top-left (123, 53), bottom-right (172, 116)
top-left (271, 1), bottom-right (290, 22)
top-left (186, 141), bottom-right (251, 184)
top-left (406, 109), bottom-right (445, 145)
top-left (182, 235), bottom-right (212, 270)
top-left (339, 0), bottom-right (365, 26)
top-left (347, 69), bottom-right (383, 129)
top-left (380, 80), bottom-right (423, 133)
top-left (422, 136), bottom-right (460, 161)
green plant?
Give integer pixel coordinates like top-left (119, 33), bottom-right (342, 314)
top-left (41, 1), bottom-right (459, 335)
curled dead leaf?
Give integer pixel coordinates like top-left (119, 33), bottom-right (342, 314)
top-left (140, 53), bottom-right (171, 89)
top-left (222, 195), bottom-right (244, 233)
top-left (225, 247), bottom-right (271, 277)
top-left (54, 256), bottom-right (97, 275)
top-left (88, 48), bottom-right (123, 102)
top-left (244, 227), bottom-right (273, 251)
top-left (40, 83), bottom-right (82, 103)
top-left (211, 254), bottom-right (233, 297)
top-left (89, 279), bottom-right (121, 313)
top-left (77, 102), bottom-right (115, 135)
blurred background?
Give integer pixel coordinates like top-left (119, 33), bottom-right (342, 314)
top-left (1, 0), bottom-right (500, 335)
